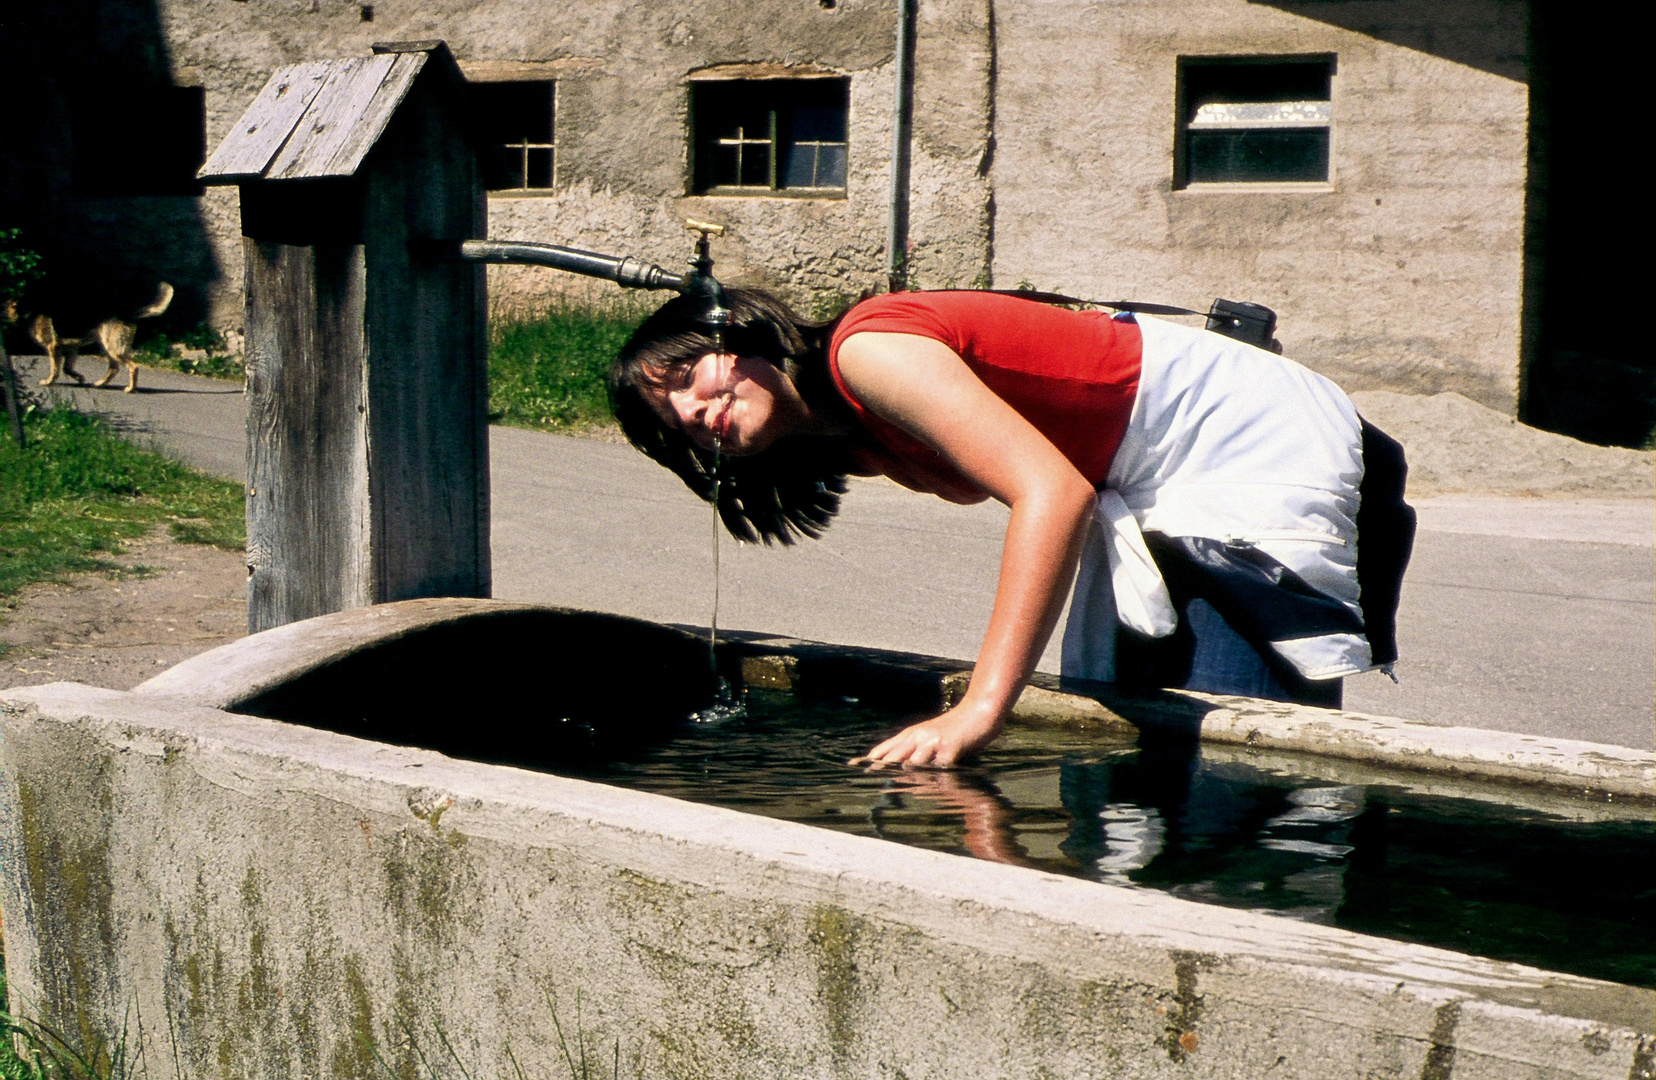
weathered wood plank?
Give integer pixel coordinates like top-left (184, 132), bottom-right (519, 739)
top-left (361, 67), bottom-right (489, 602)
top-left (267, 52), bottom-right (424, 180)
top-left (244, 235), bottom-right (371, 633)
top-left (265, 56), bottom-right (392, 179)
top-left (199, 61), bottom-right (331, 181)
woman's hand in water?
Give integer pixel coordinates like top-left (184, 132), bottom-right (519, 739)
top-left (835, 331), bottom-right (1096, 768)
top-left (852, 700), bottom-right (1004, 769)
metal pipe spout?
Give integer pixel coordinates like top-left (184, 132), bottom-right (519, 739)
top-left (421, 238), bottom-right (687, 291)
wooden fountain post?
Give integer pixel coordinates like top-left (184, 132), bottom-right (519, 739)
top-left (199, 41), bottom-right (490, 633)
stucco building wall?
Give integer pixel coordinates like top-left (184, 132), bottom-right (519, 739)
top-left (156, 0), bottom-right (990, 319)
top-left (989, 0), bottom-right (1530, 410)
top-left (92, 0), bottom-right (1529, 409)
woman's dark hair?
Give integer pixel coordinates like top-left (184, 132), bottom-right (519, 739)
top-left (606, 286), bottom-right (858, 545)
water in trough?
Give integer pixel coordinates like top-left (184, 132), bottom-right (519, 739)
top-left (560, 689), bottom-right (1656, 990)
top-left (231, 605), bottom-right (1654, 991)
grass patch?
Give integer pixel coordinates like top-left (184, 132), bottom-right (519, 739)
top-left (487, 297), bottom-right (652, 433)
top-left (134, 322), bottom-right (245, 381)
top-left (1, 971), bottom-right (138, 1080)
top-left (0, 406), bottom-right (244, 598)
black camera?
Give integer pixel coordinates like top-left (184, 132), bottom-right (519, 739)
top-left (1206, 298), bottom-right (1279, 351)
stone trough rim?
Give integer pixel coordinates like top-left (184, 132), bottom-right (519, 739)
top-left (5, 680), bottom-right (1653, 1033)
top-left (133, 597), bottom-right (1655, 803)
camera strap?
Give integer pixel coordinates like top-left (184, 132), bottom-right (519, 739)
top-left (981, 289), bottom-right (1204, 318)
top-left (967, 289), bottom-right (1279, 349)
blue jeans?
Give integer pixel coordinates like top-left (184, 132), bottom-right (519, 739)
top-left (1118, 598), bottom-right (1344, 708)
top-left (1182, 598), bottom-right (1343, 707)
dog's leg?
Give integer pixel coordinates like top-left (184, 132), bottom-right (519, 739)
top-left (91, 349), bottom-right (119, 387)
top-left (94, 320), bottom-right (139, 391)
top-left (31, 314), bottom-right (76, 386)
top-left (63, 343), bottom-right (86, 384)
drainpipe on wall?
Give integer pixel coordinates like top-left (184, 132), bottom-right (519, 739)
top-left (886, 0), bottom-right (917, 292)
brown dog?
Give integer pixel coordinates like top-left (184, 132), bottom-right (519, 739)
top-left (32, 281), bottom-right (174, 393)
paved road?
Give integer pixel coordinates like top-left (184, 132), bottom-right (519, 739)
top-left (17, 357), bottom-right (249, 481)
top-left (25, 355), bottom-right (1654, 750)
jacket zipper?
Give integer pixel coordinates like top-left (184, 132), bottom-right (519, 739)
top-left (1222, 530), bottom-right (1350, 548)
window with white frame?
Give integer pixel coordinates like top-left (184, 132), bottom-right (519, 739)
top-left (691, 78), bottom-right (849, 196)
top-left (471, 81), bottom-right (555, 191)
top-left (1177, 58), bottom-right (1333, 185)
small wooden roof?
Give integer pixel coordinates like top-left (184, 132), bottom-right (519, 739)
top-left (200, 41), bottom-right (457, 183)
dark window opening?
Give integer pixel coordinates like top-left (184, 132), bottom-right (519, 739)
top-left (471, 81), bottom-right (555, 191)
top-left (1177, 58), bottom-right (1333, 185)
top-left (71, 84), bottom-right (205, 196)
top-left (691, 79), bottom-right (849, 195)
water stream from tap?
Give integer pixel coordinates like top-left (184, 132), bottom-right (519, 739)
top-left (710, 434), bottom-right (721, 668)
top-left (691, 379), bottom-right (744, 724)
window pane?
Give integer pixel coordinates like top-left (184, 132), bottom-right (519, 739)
top-left (739, 137), bottom-right (772, 187)
top-left (708, 143), bottom-right (742, 188)
top-left (817, 143), bottom-right (847, 187)
top-left (492, 145), bottom-right (527, 189)
top-left (473, 82), bottom-right (554, 191)
top-left (1183, 61), bottom-right (1331, 122)
top-left (692, 77), bottom-right (848, 194)
top-left (780, 142), bottom-right (847, 188)
top-left (1187, 129), bottom-right (1329, 183)
top-left (527, 147), bottom-right (554, 189)
top-left (1178, 59), bottom-right (1332, 185)
top-left (782, 142), bottom-right (819, 187)
top-left (791, 103), bottom-right (847, 142)
top-left (472, 82), bottom-right (553, 145)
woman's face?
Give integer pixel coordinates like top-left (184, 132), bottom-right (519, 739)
top-left (645, 352), bottom-right (796, 455)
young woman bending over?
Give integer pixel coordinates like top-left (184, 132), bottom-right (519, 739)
top-left (608, 288), bottom-right (1399, 768)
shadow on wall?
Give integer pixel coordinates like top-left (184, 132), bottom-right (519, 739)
top-left (1252, 0), bottom-right (1652, 448)
top-left (1250, 0), bottom-right (1528, 80)
top-left (0, 1), bottom-right (219, 340)
top-left (1515, 0), bottom-right (1651, 449)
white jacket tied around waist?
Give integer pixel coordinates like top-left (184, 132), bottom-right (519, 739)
top-left (1061, 314), bottom-right (1372, 684)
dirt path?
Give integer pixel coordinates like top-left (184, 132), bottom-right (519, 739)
top-left (0, 529), bottom-right (246, 693)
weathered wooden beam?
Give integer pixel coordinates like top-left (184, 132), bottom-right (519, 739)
top-left (229, 43), bottom-right (489, 633)
top-left (244, 232), bottom-right (370, 630)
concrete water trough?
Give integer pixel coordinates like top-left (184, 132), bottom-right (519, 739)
top-left (1, 598), bottom-right (1651, 1078)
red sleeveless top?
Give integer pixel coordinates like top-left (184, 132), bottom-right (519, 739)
top-left (827, 291), bottom-right (1142, 498)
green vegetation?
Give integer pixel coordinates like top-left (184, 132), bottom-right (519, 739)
top-left (1, 970), bottom-right (623, 1080)
top-left (134, 322), bottom-right (246, 381)
top-left (486, 296), bottom-right (651, 433)
top-left (0, 406), bottom-right (244, 599)
top-left (483, 289), bottom-right (863, 435)
top-left (0, 227), bottom-right (43, 309)
top-left (362, 990), bottom-right (624, 1080)
top-left (0, 973), bottom-right (136, 1080)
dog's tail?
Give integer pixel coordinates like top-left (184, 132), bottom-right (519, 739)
top-left (30, 313), bottom-right (57, 350)
top-left (135, 282), bottom-right (174, 320)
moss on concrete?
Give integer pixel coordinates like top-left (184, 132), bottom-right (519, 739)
top-left (331, 955), bottom-right (379, 1080)
top-left (806, 905), bottom-right (862, 1061)
top-left (14, 757), bottom-right (118, 1075)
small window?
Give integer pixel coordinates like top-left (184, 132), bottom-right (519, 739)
top-left (471, 81), bottom-right (555, 191)
top-left (71, 84), bottom-right (205, 196)
top-left (1177, 58), bottom-right (1333, 186)
top-left (691, 79), bottom-right (849, 196)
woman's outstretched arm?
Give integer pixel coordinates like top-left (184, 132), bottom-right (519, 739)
top-left (836, 330), bottom-right (1098, 767)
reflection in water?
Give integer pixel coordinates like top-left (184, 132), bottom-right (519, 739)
top-left (564, 690), bottom-right (1656, 988)
top-left (1096, 805), bottom-right (1166, 881)
top-left (882, 770), bottom-right (1028, 867)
